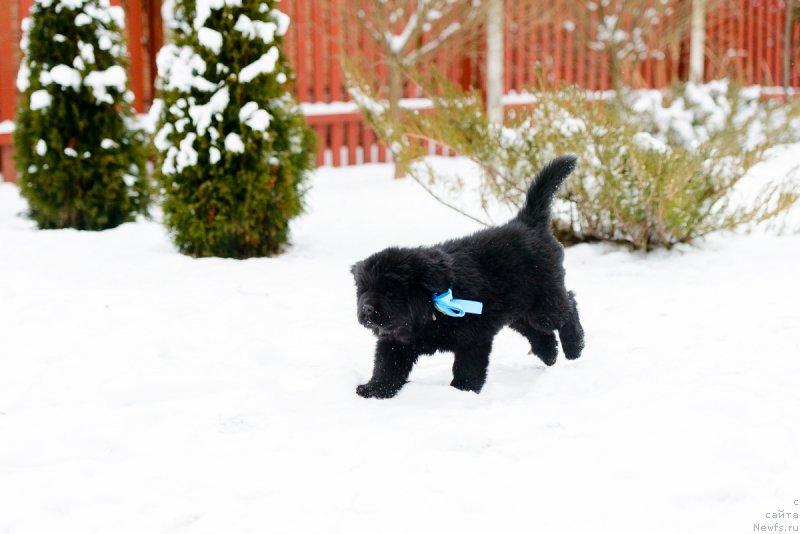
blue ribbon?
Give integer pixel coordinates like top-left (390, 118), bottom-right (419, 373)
top-left (432, 288), bottom-right (483, 318)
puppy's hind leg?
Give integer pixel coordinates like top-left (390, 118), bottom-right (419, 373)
top-left (510, 319), bottom-right (558, 366)
top-left (451, 336), bottom-right (494, 393)
top-left (558, 291), bottom-right (585, 360)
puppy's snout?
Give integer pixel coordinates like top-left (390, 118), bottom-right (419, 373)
top-left (357, 299), bottom-right (381, 326)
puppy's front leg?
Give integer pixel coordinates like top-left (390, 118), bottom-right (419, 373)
top-left (357, 340), bottom-right (418, 399)
top-left (451, 338), bottom-right (493, 393)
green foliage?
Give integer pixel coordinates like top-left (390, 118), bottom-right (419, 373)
top-left (14, 0), bottom-right (148, 230)
top-left (154, 0), bottom-right (315, 258)
top-left (352, 75), bottom-right (800, 251)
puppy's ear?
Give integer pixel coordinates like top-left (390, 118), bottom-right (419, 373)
top-left (417, 249), bottom-right (454, 293)
top-left (350, 261), bottom-right (363, 278)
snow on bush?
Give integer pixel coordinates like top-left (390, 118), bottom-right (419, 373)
top-left (154, 0), bottom-right (315, 258)
top-left (626, 80), bottom-right (781, 150)
top-left (13, 0), bottom-right (148, 230)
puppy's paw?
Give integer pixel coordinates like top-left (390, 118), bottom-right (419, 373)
top-left (564, 348), bottom-right (583, 360)
top-left (450, 377), bottom-right (484, 394)
top-left (356, 381), bottom-right (400, 399)
top-left (563, 338), bottom-right (584, 360)
top-left (532, 349), bottom-right (557, 366)
top-left (528, 335), bottom-right (558, 366)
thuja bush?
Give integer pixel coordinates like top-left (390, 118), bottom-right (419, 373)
top-left (14, 0), bottom-right (148, 230)
top-left (154, 0), bottom-right (315, 258)
top-left (351, 76), bottom-right (800, 251)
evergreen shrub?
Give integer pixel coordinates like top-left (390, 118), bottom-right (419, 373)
top-left (154, 0), bottom-right (315, 258)
top-left (14, 0), bottom-right (148, 230)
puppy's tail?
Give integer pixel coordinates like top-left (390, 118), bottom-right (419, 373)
top-left (517, 155), bottom-right (577, 228)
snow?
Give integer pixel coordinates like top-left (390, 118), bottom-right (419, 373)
top-left (175, 132), bottom-right (198, 173)
top-left (627, 80), bottom-right (767, 150)
top-left (238, 101), bottom-right (271, 132)
top-left (153, 122), bottom-right (173, 153)
top-left (0, 120), bottom-right (14, 134)
top-left (238, 46), bottom-right (280, 83)
top-left (317, 97), bottom-right (436, 118)
top-left (427, 9), bottom-right (443, 20)
top-left (726, 143), bottom-right (800, 214)
top-left (1, 146), bottom-right (800, 532)
top-left (386, 12), bottom-right (418, 53)
top-left (559, 116), bottom-right (587, 136)
top-left (161, 148), bottom-right (177, 174)
top-left (49, 64), bottom-right (81, 90)
top-left (244, 109), bottom-right (270, 132)
top-left (300, 101), bottom-right (360, 116)
top-left (16, 60), bottom-right (31, 92)
top-left (156, 44), bottom-right (217, 92)
top-left (78, 41), bottom-right (95, 65)
top-left (29, 89), bottom-right (51, 111)
top-left (98, 34), bottom-right (112, 51)
top-left (174, 117), bottom-right (189, 133)
top-left (271, 8), bottom-right (289, 36)
top-left (187, 86), bottom-right (229, 136)
top-left (55, 0), bottom-right (82, 9)
top-left (498, 91), bottom-right (534, 105)
top-left (108, 5), bottom-right (125, 29)
top-left (233, 14), bottom-right (277, 43)
top-left (394, 97), bottom-right (434, 110)
top-left (192, 0), bottom-right (224, 30)
top-left (83, 65), bottom-right (127, 104)
top-left (209, 146), bottom-right (221, 164)
top-left (223, 132), bottom-right (245, 153)
top-left (74, 12), bottom-right (91, 26)
top-left (34, 139), bottom-right (47, 156)
top-left (198, 27), bottom-right (223, 54)
top-left (633, 131), bottom-right (670, 153)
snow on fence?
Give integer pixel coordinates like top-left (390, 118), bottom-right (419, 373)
top-left (2, 0), bottom-right (800, 180)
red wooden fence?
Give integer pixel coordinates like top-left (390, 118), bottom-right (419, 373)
top-left (705, 0), bottom-right (794, 84)
top-left (285, 0), bottom-right (800, 168)
top-left (1, 0), bottom-right (799, 182)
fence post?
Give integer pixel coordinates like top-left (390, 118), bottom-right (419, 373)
top-left (486, 0), bottom-right (503, 122)
top-left (689, 0), bottom-right (706, 83)
top-left (784, 0), bottom-right (795, 90)
top-left (126, 0), bottom-right (145, 112)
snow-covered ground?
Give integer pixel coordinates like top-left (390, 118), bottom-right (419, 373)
top-left (1, 150), bottom-right (800, 534)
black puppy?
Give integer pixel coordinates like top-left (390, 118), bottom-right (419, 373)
top-left (351, 155), bottom-right (584, 399)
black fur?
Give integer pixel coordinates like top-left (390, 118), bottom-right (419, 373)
top-left (351, 155), bottom-right (585, 399)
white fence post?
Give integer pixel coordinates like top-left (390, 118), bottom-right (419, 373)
top-left (689, 0), bottom-right (707, 84)
top-left (487, 0), bottom-right (504, 123)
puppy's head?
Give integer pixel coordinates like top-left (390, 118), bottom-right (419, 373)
top-left (351, 247), bottom-right (453, 342)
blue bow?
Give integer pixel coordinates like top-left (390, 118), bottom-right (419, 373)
top-left (432, 288), bottom-right (483, 317)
